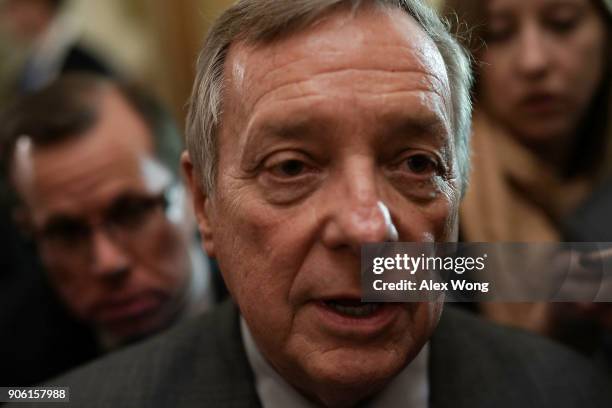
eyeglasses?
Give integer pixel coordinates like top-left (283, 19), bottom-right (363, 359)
top-left (36, 192), bottom-right (169, 254)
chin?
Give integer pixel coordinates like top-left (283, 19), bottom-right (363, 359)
top-left (296, 346), bottom-right (409, 406)
top-left (511, 120), bottom-right (577, 146)
top-left (103, 314), bottom-right (169, 343)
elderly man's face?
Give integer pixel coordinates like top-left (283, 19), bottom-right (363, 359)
top-left (188, 5), bottom-right (458, 406)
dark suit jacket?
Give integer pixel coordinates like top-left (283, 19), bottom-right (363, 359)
top-left (561, 178), bottom-right (612, 373)
top-left (0, 203), bottom-right (99, 386)
top-left (11, 301), bottom-right (611, 407)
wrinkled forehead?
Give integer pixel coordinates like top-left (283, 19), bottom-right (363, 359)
top-left (223, 4), bottom-right (451, 120)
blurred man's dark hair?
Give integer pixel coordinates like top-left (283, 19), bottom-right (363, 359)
top-left (0, 74), bottom-right (183, 189)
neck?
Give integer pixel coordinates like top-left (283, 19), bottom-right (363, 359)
top-left (517, 134), bottom-right (574, 175)
top-left (476, 108), bottom-right (578, 176)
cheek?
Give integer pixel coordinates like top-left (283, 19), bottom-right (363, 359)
top-left (394, 188), bottom-right (459, 242)
top-left (213, 188), bottom-right (298, 287)
top-left (407, 302), bottom-right (442, 339)
top-left (479, 48), bottom-right (509, 79)
top-left (438, 196), bottom-right (460, 240)
top-left (212, 193), bottom-right (316, 339)
top-left (475, 58), bottom-right (519, 126)
top-left (41, 250), bottom-right (94, 316)
top-left (564, 26), bottom-right (607, 101)
top-left (133, 221), bottom-right (190, 287)
top-left (478, 56), bottom-right (514, 108)
top-left (426, 204), bottom-right (458, 242)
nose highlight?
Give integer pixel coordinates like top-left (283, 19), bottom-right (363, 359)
top-left (516, 25), bottom-right (550, 78)
top-left (321, 199), bottom-right (393, 252)
top-left (90, 229), bottom-right (130, 278)
top-left (347, 203), bottom-right (389, 243)
top-left (377, 201), bottom-right (398, 242)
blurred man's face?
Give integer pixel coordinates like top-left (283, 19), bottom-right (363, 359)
top-left (13, 88), bottom-right (191, 342)
top-left (479, 0), bottom-right (607, 147)
top-left (186, 5), bottom-right (458, 406)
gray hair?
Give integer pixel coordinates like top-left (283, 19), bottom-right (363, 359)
top-left (186, 0), bottom-right (473, 194)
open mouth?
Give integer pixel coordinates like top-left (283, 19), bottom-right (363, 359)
top-left (315, 298), bottom-right (400, 337)
top-left (323, 299), bottom-right (383, 318)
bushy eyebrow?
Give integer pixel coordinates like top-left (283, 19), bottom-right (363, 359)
top-left (391, 107), bottom-right (449, 134)
top-left (240, 104), bottom-right (332, 158)
top-left (250, 117), bottom-right (322, 142)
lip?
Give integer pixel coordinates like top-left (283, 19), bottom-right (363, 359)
top-left (94, 293), bottom-right (164, 324)
top-left (312, 298), bottom-right (402, 340)
top-left (518, 93), bottom-right (566, 115)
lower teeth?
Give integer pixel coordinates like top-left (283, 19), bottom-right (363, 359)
top-left (327, 302), bottom-right (380, 317)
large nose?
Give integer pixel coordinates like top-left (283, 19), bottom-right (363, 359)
top-left (321, 159), bottom-right (390, 254)
top-left (90, 229), bottom-right (131, 279)
top-left (515, 23), bottom-right (551, 79)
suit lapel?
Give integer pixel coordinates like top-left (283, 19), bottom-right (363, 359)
top-left (194, 300), bottom-right (262, 407)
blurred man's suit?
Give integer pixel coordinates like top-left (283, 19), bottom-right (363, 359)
top-left (0, 195), bottom-right (98, 386)
top-left (0, 10), bottom-right (114, 383)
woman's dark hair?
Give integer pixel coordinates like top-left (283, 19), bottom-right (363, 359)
top-left (442, 0), bottom-right (612, 178)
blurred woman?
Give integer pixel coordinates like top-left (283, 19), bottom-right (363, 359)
top-left (443, 0), bottom-right (611, 337)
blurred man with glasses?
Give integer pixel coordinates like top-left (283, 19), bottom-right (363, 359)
top-left (0, 74), bottom-right (217, 365)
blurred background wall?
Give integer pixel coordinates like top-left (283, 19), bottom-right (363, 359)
top-left (0, 0), bottom-right (442, 132)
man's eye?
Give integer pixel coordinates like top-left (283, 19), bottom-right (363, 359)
top-left (259, 154), bottom-right (320, 203)
top-left (270, 159), bottom-right (308, 178)
top-left (108, 196), bottom-right (164, 229)
top-left (403, 154), bottom-right (439, 175)
top-left (42, 219), bottom-right (90, 244)
top-left (485, 19), bottom-right (515, 43)
top-left (546, 6), bottom-right (583, 34)
top-left (546, 17), bottom-right (579, 34)
top-left (485, 28), bottom-right (512, 43)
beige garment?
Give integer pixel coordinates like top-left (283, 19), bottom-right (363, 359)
top-left (461, 111), bottom-right (593, 243)
top-left (460, 111), bottom-right (594, 333)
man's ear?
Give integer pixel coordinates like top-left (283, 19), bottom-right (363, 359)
top-left (181, 151), bottom-right (216, 257)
